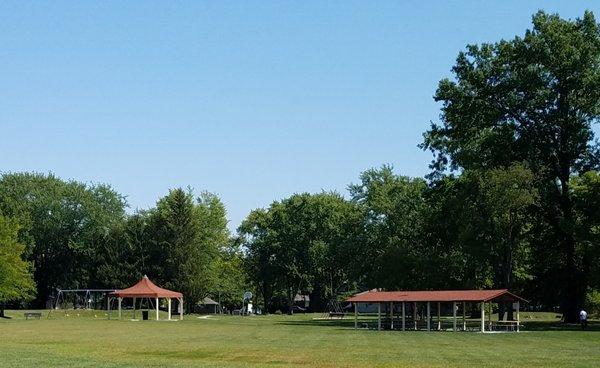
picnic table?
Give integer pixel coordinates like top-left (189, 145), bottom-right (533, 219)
top-left (24, 312), bottom-right (42, 320)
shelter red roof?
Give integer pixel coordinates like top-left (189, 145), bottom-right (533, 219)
top-left (346, 289), bottom-right (526, 303)
top-left (110, 276), bottom-right (183, 298)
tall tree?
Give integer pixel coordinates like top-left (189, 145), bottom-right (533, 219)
top-left (0, 214), bottom-right (35, 317)
top-left (422, 11), bottom-right (600, 322)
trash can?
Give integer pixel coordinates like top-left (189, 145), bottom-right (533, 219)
top-left (142, 310), bottom-right (149, 320)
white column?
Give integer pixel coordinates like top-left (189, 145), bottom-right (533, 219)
top-left (462, 302), bottom-right (466, 331)
top-left (390, 302), bottom-right (394, 330)
top-left (437, 302), bottom-right (441, 330)
top-left (516, 301), bottom-right (520, 332)
top-left (413, 302), bottom-right (417, 330)
top-left (377, 303), bottom-right (381, 331)
top-left (133, 297), bottom-right (136, 320)
top-left (453, 302), bottom-right (457, 332)
top-left (426, 302), bottom-right (431, 331)
top-left (354, 303), bottom-right (358, 329)
top-left (118, 297), bottom-right (122, 319)
top-left (107, 297), bottom-right (111, 320)
top-left (180, 298), bottom-right (184, 320)
top-left (480, 302), bottom-right (485, 332)
top-left (401, 302), bottom-right (406, 331)
top-left (168, 298), bottom-right (172, 321)
top-left (489, 302), bottom-right (492, 331)
top-left (156, 297), bottom-right (159, 321)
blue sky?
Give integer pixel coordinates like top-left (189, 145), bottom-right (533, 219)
top-left (2, 1), bottom-right (598, 230)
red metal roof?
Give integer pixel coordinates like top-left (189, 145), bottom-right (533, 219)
top-left (346, 289), bottom-right (526, 303)
top-left (110, 276), bottom-right (183, 298)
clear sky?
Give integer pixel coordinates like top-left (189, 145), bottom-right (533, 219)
top-left (2, 1), bottom-right (599, 231)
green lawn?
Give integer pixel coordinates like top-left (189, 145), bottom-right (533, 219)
top-left (1, 310), bottom-right (599, 367)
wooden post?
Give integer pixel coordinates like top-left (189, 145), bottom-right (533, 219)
top-left (377, 303), bottom-right (381, 331)
top-left (480, 302), bottom-right (485, 332)
top-left (453, 302), bottom-right (457, 332)
top-left (437, 302), bottom-right (441, 331)
top-left (413, 302), bottom-right (417, 330)
top-left (133, 297), bottom-right (136, 320)
top-left (118, 297), bottom-right (122, 319)
top-left (107, 297), bottom-right (111, 320)
top-left (516, 301), bottom-right (520, 332)
top-left (402, 302), bottom-right (406, 331)
top-left (462, 302), bottom-right (466, 331)
top-left (390, 302), bottom-right (394, 330)
top-left (155, 297), bottom-right (159, 321)
top-left (354, 303), bottom-right (358, 330)
top-left (168, 298), bottom-right (172, 320)
top-left (426, 302), bottom-right (431, 331)
top-left (180, 297), bottom-right (184, 321)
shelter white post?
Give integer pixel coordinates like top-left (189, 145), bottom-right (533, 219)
top-left (118, 297), bottom-right (122, 319)
top-left (354, 303), bottom-right (358, 329)
top-left (107, 297), bottom-right (111, 320)
top-left (453, 302), bottom-right (457, 332)
top-left (488, 302), bottom-right (492, 331)
top-left (437, 302), bottom-right (441, 330)
top-left (462, 302), bottom-right (466, 331)
top-left (480, 302), bottom-right (485, 332)
top-left (377, 303), bottom-right (382, 331)
top-left (390, 302), bottom-right (394, 330)
top-left (516, 301), bottom-right (520, 332)
top-left (155, 297), bottom-right (159, 321)
top-left (168, 298), bottom-right (172, 321)
top-left (413, 302), bottom-right (417, 330)
top-left (179, 297), bottom-right (184, 320)
top-left (426, 302), bottom-right (431, 331)
top-left (133, 297), bottom-right (136, 320)
top-left (401, 302), bottom-right (406, 331)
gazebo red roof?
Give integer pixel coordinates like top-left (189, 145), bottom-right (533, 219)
top-left (110, 276), bottom-right (183, 298)
top-left (346, 289), bottom-right (527, 303)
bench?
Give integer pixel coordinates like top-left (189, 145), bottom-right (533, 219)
top-left (24, 312), bottom-right (42, 320)
top-left (492, 320), bottom-right (520, 331)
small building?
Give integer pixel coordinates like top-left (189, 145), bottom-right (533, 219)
top-left (347, 289), bottom-right (527, 333)
top-left (196, 297), bottom-right (220, 314)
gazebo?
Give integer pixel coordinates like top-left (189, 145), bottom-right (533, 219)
top-left (109, 276), bottom-right (183, 321)
top-left (347, 289), bottom-right (527, 332)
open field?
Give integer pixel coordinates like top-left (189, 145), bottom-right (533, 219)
top-left (2, 311), bottom-right (600, 368)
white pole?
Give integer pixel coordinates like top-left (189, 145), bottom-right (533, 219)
top-left (462, 302), bottom-right (466, 331)
top-left (489, 302), bottom-right (492, 331)
top-left (480, 302), bottom-right (485, 332)
top-left (168, 298), bottom-right (172, 321)
top-left (413, 302), bottom-right (417, 330)
top-left (354, 303), bottom-right (358, 330)
top-left (107, 297), bottom-right (111, 320)
top-left (118, 297), bottom-right (122, 319)
top-left (427, 302), bottom-right (431, 331)
top-left (133, 297), bottom-right (136, 320)
top-left (377, 303), bottom-right (381, 331)
top-left (402, 302), bottom-right (406, 331)
top-left (180, 297), bottom-right (184, 321)
top-left (390, 302), bottom-right (394, 330)
top-left (437, 302), bottom-right (441, 331)
top-left (156, 297), bottom-right (159, 321)
top-left (516, 301), bottom-right (520, 332)
top-left (453, 302), bottom-right (457, 332)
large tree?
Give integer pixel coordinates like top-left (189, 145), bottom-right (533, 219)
top-left (0, 214), bottom-right (36, 317)
top-left (422, 11), bottom-right (600, 322)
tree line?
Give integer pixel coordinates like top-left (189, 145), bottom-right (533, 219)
top-left (1, 11), bottom-right (600, 322)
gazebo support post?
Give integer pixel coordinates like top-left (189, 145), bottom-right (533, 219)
top-left (437, 302), bottom-right (441, 331)
top-left (401, 302), bottom-right (405, 331)
top-left (413, 302), bottom-right (417, 330)
top-left (180, 297), bottom-right (184, 320)
top-left (426, 302), bottom-right (431, 331)
top-left (155, 297), bottom-right (159, 321)
top-left (354, 303), bottom-right (358, 330)
top-left (488, 302), bottom-right (492, 331)
top-left (377, 303), bottom-right (381, 331)
top-left (133, 297), bottom-right (136, 320)
top-left (107, 297), bottom-right (111, 320)
top-left (168, 298), bottom-right (172, 320)
top-left (118, 297), bottom-right (122, 319)
top-left (453, 302), bottom-right (457, 332)
top-left (480, 302), bottom-right (485, 332)
top-left (516, 301), bottom-right (520, 332)
top-left (390, 302), bottom-right (394, 330)
top-left (462, 302), bottom-right (466, 331)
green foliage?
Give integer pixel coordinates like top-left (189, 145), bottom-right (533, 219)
top-left (0, 214), bottom-right (36, 307)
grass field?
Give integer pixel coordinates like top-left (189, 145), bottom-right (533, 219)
top-left (2, 310), bottom-right (600, 367)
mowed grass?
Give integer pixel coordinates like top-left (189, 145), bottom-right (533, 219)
top-left (1, 311), bottom-right (600, 367)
